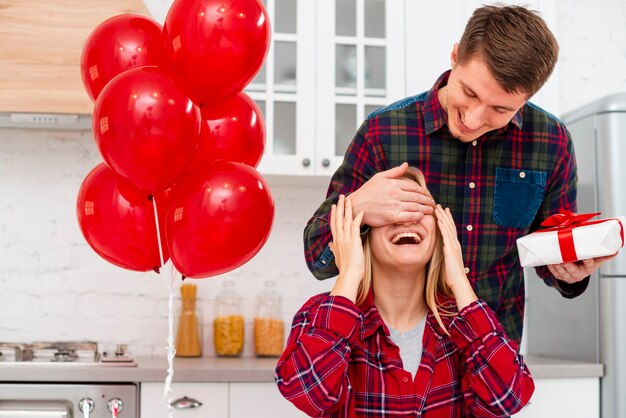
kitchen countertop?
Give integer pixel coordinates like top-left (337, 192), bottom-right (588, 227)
top-left (0, 355), bottom-right (603, 383)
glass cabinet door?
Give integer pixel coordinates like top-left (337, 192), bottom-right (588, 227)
top-left (249, 0), bottom-right (316, 175)
top-left (316, 0), bottom-right (405, 176)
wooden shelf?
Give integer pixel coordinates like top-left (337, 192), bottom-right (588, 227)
top-left (0, 0), bottom-right (150, 114)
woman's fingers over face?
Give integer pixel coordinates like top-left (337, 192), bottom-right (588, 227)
top-left (336, 195), bottom-right (345, 237)
top-left (438, 206), bottom-right (456, 230)
top-left (330, 204), bottom-right (337, 240)
top-left (344, 196), bottom-right (354, 235)
top-left (352, 211), bottom-right (364, 235)
top-left (435, 205), bottom-right (461, 250)
top-left (435, 205), bottom-right (452, 231)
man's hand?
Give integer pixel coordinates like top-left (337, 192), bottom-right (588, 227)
top-left (350, 162), bottom-right (436, 227)
top-left (547, 253), bottom-right (618, 284)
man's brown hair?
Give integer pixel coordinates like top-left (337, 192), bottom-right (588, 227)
top-left (457, 4), bottom-right (559, 97)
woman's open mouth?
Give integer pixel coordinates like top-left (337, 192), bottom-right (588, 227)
top-left (391, 232), bottom-right (422, 245)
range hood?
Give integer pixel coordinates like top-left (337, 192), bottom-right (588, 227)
top-left (0, 0), bottom-right (151, 130)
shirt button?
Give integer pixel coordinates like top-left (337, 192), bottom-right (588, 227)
top-left (464, 267), bottom-right (470, 274)
top-left (402, 377), bottom-right (409, 383)
top-left (519, 172), bottom-right (526, 179)
top-left (466, 225), bottom-right (473, 232)
top-left (469, 182), bottom-right (476, 189)
top-left (472, 140), bottom-right (477, 147)
top-left (321, 260), bottom-right (327, 265)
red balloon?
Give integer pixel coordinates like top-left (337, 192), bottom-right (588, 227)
top-left (93, 66), bottom-right (201, 194)
top-left (194, 93), bottom-right (265, 169)
top-left (166, 161), bottom-right (274, 278)
top-left (76, 164), bottom-right (170, 272)
top-left (81, 14), bottom-right (165, 102)
top-left (163, 0), bottom-right (271, 106)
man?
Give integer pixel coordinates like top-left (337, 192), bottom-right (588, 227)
top-left (303, 4), bottom-right (610, 344)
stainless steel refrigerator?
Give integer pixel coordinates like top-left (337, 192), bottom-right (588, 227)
top-left (526, 93), bottom-right (626, 418)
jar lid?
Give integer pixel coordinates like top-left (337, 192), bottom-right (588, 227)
top-left (258, 280), bottom-right (281, 304)
top-left (217, 280), bottom-right (242, 303)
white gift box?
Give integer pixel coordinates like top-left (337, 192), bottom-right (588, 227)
top-left (517, 216), bottom-right (626, 268)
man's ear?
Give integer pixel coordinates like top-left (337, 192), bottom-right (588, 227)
top-left (450, 43), bottom-right (459, 69)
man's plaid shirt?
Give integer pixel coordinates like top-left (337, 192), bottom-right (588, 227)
top-left (303, 71), bottom-right (588, 343)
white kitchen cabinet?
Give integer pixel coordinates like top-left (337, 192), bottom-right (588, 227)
top-left (251, 0), bottom-right (559, 177)
top-left (228, 378), bottom-right (598, 418)
top-left (140, 382), bottom-right (229, 418)
top-left (229, 382), bottom-right (309, 418)
top-left (512, 377), bottom-right (599, 418)
top-left (252, 0), bottom-right (406, 176)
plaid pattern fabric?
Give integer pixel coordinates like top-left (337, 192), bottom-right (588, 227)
top-left (303, 71), bottom-right (581, 343)
top-left (275, 293), bottom-right (534, 417)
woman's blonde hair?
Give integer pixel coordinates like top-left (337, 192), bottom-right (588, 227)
top-left (355, 167), bottom-right (454, 334)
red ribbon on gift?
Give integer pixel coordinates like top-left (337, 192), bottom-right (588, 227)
top-left (539, 210), bottom-right (625, 263)
top-left (540, 210), bottom-right (601, 228)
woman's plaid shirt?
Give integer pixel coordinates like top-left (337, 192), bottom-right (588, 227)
top-left (303, 71), bottom-right (585, 343)
top-left (275, 293), bottom-right (534, 417)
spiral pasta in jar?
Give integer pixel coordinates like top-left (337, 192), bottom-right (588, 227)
top-left (214, 314), bottom-right (245, 356)
top-left (213, 281), bottom-right (244, 357)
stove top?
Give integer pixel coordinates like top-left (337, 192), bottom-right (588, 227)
top-left (0, 342), bottom-right (136, 367)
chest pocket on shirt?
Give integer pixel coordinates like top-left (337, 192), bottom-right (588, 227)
top-left (493, 167), bottom-right (547, 228)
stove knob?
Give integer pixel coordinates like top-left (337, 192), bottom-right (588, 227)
top-left (107, 398), bottom-right (124, 417)
top-left (78, 398), bottom-right (95, 418)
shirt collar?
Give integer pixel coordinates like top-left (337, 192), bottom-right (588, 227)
top-left (423, 70), bottom-right (524, 136)
top-left (359, 289), bottom-right (387, 339)
top-left (358, 289), bottom-right (457, 340)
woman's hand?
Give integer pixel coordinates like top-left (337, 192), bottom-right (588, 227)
top-left (329, 195), bottom-right (365, 303)
top-left (434, 204), bottom-right (477, 310)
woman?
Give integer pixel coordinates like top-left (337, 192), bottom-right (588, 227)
top-left (276, 168), bottom-right (534, 417)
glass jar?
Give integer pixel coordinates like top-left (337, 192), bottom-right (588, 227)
top-left (254, 280), bottom-right (285, 357)
top-left (175, 284), bottom-right (203, 357)
top-left (213, 280), bottom-right (244, 357)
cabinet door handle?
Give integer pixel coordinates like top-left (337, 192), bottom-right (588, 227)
top-left (302, 158), bottom-right (311, 167)
top-left (170, 396), bottom-right (203, 409)
top-left (321, 158), bottom-right (330, 167)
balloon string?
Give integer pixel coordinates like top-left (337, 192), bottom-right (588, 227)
top-left (151, 195), bottom-right (166, 268)
top-left (151, 195), bottom-right (179, 418)
top-left (163, 264), bottom-right (179, 418)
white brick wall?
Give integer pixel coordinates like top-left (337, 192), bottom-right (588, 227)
top-left (557, 0), bottom-right (626, 114)
top-left (1, 1), bottom-right (625, 357)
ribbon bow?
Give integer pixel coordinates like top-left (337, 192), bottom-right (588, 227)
top-left (541, 210), bottom-right (601, 229)
top-left (539, 210), bottom-right (602, 263)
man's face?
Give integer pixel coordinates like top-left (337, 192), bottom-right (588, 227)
top-left (438, 45), bottom-right (528, 143)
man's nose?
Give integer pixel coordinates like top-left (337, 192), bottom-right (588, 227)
top-left (464, 105), bottom-right (486, 129)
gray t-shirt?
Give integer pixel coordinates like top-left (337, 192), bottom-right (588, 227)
top-left (388, 316), bottom-right (426, 379)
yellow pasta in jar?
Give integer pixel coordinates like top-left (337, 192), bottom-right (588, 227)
top-left (254, 317), bottom-right (284, 357)
top-left (214, 315), bottom-right (244, 356)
